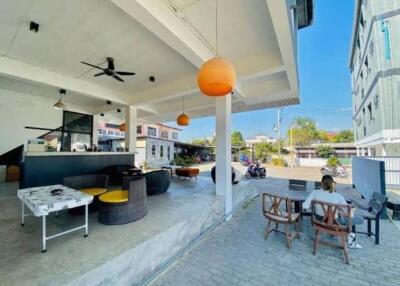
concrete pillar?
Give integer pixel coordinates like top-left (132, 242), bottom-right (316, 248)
top-left (361, 147), bottom-right (365, 157)
top-left (367, 148), bottom-right (372, 157)
top-left (356, 148), bottom-right (360, 156)
top-left (125, 106), bottom-right (137, 153)
top-left (92, 114), bottom-right (99, 147)
top-left (215, 94), bottom-right (232, 220)
top-left (382, 144), bottom-right (387, 156)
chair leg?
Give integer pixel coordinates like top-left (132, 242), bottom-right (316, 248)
top-left (342, 236), bottom-right (350, 265)
top-left (264, 219), bottom-right (272, 240)
top-left (375, 219), bottom-right (380, 245)
top-left (367, 219), bottom-right (371, 236)
top-left (285, 224), bottom-right (292, 249)
top-left (313, 230), bottom-right (320, 256)
top-left (293, 220), bottom-right (301, 238)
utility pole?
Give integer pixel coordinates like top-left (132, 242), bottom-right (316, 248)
top-left (274, 108), bottom-right (282, 157)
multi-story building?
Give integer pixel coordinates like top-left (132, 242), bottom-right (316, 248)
top-left (98, 122), bottom-right (181, 167)
top-left (349, 0), bottom-right (400, 156)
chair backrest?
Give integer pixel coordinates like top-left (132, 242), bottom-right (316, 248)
top-left (127, 176), bottom-right (147, 205)
top-left (289, 179), bottom-right (307, 191)
top-left (311, 200), bottom-right (351, 234)
top-left (314, 181), bottom-right (322, 190)
top-left (145, 170), bottom-right (171, 194)
top-left (63, 174), bottom-right (109, 189)
top-left (262, 193), bottom-right (294, 223)
top-left (369, 192), bottom-right (388, 217)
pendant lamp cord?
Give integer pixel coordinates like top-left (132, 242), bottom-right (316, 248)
top-left (182, 96), bottom-right (185, 113)
top-left (215, 0), bottom-right (218, 56)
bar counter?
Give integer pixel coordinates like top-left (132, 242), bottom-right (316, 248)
top-left (21, 152), bottom-right (135, 188)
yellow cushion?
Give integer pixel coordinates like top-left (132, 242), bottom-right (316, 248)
top-left (80, 188), bottom-right (107, 196)
top-left (99, 190), bottom-right (128, 203)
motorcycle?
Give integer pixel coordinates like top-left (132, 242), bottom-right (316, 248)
top-left (245, 164), bottom-right (266, 179)
top-left (320, 165), bottom-right (348, 178)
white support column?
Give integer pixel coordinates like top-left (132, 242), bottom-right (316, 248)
top-left (361, 147), bottom-right (365, 157)
top-left (356, 148), bottom-right (360, 156)
top-left (92, 114), bottom-right (99, 147)
top-left (382, 144), bottom-right (387, 156)
top-left (125, 106), bottom-right (137, 153)
top-left (367, 148), bottom-right (372, 157)
top-left (215, 95), bottom-right (232, 220)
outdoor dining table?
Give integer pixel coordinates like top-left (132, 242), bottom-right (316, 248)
top-left (17, 184), bottom-right (93, 253)
top-left (262, 189), bottom-right (352, 204)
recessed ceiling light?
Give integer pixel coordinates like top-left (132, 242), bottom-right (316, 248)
top-left (106, 100), bottom-right (112, 105)
top-left (117, 108), bottom-right (121, 113)
top-left (149, 76), bottom-right (155, 82)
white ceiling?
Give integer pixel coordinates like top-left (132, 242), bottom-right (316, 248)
top-left (0, 0), bottom-right (301, 124)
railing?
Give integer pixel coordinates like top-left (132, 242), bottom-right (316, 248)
top-left (367, 156), bottom-right (400, 189)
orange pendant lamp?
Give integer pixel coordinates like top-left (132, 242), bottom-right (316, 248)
top-left (197, 0), bottom-right (236, 96)
top-left (119, 123), bottom-right (126, 131)
top-left (177, 97), bottom-right (190, 126)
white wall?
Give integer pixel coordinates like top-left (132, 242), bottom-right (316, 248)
top-left (145, 138), bottom-right (174, 168)
top-left (295, 158), bottom-right (327, 167)
top-left (0, 88), bottom-right (91, 154)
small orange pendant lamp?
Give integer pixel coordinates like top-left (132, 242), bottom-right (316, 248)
top-left (119, 123), bottom-right (126, 131)
top-left (177, 97), bottom-right (190, 126)
top-left (197, 0), bottom-right (236, 96)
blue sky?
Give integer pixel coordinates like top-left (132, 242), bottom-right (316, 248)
top-left (168, 0), bottom-right (355, 142)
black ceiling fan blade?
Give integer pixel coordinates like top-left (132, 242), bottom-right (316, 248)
top-left (115, 71), bottom-right (136, 76)
top-left (112, 74), bottom-right (124, 82)
top-left (81, 61), bottom-right (104, 70)
top-left (94, 72), bottom-right (105, 77)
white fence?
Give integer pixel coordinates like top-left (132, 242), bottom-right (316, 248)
top-left (367, 156), bottom-right (400, 188)
top-left (294, 158), bottom-right (327, 167)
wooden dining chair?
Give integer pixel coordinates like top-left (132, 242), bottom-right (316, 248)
top-left (311, 200), bottom-right (352, 264)
top-left (262, 193), bottom-right (301, 249)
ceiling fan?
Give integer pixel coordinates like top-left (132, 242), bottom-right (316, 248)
top-left (81, 57), bottom-right (135, 82)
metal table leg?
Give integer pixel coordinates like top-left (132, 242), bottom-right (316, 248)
top-left (21, 201), bottom-right (25, 226)
top-left (84, 204), bottom-right (89, 237)
top-left (42, 215), bottom-right (47, 253)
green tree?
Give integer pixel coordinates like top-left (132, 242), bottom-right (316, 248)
top-left (315, 145), bottom-right (335, 158)
top-left (231, 131), bottom-right (245, 146)
top-left (254, 142), bottom-right (276, 162)
top-left (334, 130), bottom-right (354, 143)
top-left (288, 117), bottom-right (320, 146)
top-left (318, 130), bottom-right (330, 143)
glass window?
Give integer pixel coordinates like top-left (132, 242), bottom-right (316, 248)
top-left (368, 103), bottom-right (372, 120)
top-left (369, 41), bottom-right (374, 56)
top-left (161, 131), bottom-right (168, 139)
top-left (160, 145), bottom-right (164, 157)
top-left (152, 145), bottom-right (156, 156)
top-left (98, 129), bottom-right (103, 134)
top-left (148, 127), bottom-right (157, 137)
top-left (63, 111), bottom-right (92, 134)
top-left (137, 125), bottom-right (142, 134)
top-left (167, 146), bottom-right (171, 160)
top-left (171, 132), bottom-right (178, 140)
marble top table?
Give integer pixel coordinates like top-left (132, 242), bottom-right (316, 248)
top-left (18, 184), bottom-right (93, 252)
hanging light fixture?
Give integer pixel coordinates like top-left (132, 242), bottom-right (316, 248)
top-left (177, 97), bottom-right (190, 126)
top-left (119, 123), bottom-right (126, 131)
top-left (53, 89), bottom-right (67, 110)
top-left (197, 0), bottom-right (236, 96)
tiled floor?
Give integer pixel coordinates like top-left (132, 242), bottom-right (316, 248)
top-left (150, 197), bottom-right (400, 286)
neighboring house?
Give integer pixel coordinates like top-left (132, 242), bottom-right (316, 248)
top-left (245, 133), bottom-right (276, 147)
top-left (349, 0), bottom-right (400, 156)
top-left (98, 122), bottom-right (181, 167)
top-left (136, 124), bottom-right (181, 168)
top-left (293, 143), bottom-right (357, 167)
